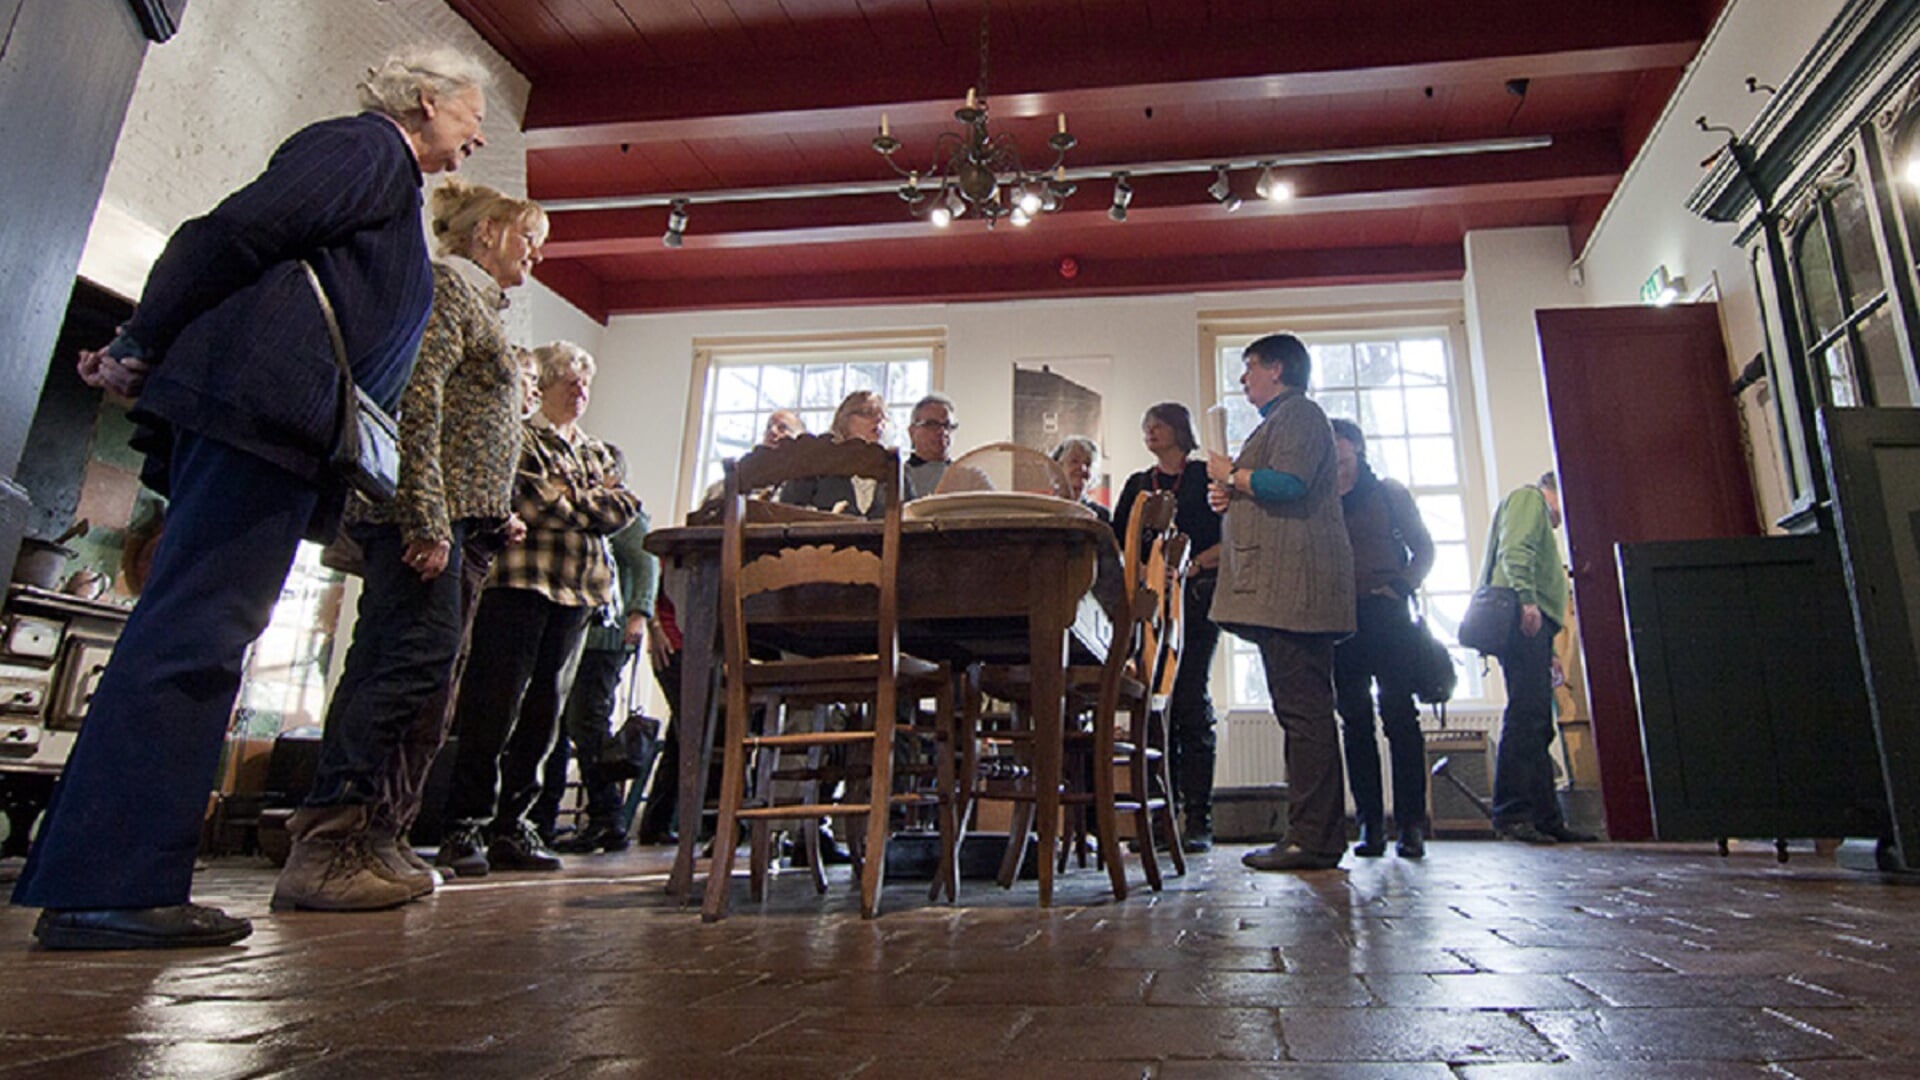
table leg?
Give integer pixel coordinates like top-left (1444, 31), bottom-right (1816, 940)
top-left (1028, 546), bottom-right (1071, 908)
top-left (668, 562), bottom-right (720, 898)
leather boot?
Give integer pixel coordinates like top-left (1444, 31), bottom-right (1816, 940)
top-left (367, 827), bottom-right (438, 898)
top-left (271, 805), bottom-right (418, 912)
top-left (1352, 818), bottom-right (1387, 858)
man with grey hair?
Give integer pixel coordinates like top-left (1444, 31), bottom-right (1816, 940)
top-left (905, 392), bottom-right (959, 498)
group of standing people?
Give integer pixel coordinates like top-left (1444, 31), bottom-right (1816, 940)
top-left (18, 45), bottom-right (654, 949)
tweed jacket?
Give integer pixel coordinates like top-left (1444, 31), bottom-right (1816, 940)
top-left (1208, 390), bottom-right (1356, 636)
top-left (350, 258), bottom-right (522, 543)
top-left (123, 113), bottom-right (434, 498)
top-left (488, 421), bottom-right (642, 609)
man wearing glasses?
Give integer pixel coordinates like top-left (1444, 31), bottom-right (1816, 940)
top-left (905, 393), bottom-right (959, 499)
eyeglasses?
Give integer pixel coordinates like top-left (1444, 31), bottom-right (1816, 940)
top-left (912, 420), bottom-right (958, 431)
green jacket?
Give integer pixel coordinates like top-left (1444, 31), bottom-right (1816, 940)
top-left (1481, 485), bottom-right (1567, 628)
top-left (583, 508), bottom-right (659, 654)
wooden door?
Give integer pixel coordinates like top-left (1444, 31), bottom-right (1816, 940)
top-left (1536, 304), bottom-right (1761, 840)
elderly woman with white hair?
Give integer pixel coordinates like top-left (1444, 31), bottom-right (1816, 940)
top-left (1052, 435), bottom-right (1111, 523)
top-left (436, 342), bottom-right (641, 878)
top-left (272, 178), bottom-right (548, 912)
top-left (17, 46), bottom-right (493, 949)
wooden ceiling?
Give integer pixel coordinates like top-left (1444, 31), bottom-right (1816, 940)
top-left (445, 0), bottom-right (1727, 320)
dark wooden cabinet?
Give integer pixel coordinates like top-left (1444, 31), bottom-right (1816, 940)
top-left (1620, 535), bottom-right (1884, 842)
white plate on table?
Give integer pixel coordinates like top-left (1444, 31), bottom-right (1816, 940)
top-left (904, 491), bottom-right (1096, 521)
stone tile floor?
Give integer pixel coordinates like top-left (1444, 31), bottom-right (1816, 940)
top-left (2, 840), bottom-right (1919, 1077)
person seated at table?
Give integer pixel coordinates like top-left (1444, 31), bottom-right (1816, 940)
top-left (904, 393), bottom-right (958, 499)
top-left (1051, 436), bottom-right (1111, 523)
top-left (777, 389), bottom-right (893, 519)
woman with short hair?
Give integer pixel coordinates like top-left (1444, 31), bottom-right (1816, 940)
top-left (436, 342), bottom-right (642, 878)
top-left (17, 45), bottom-right (492, 949)
top-left (1051, 436), bottom-right (1111, 523)
top-left (273, 178), bottom-right (547, 911)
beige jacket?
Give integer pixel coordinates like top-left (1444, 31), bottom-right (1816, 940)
top-left (1208, 390), bottom-right (1356, 636)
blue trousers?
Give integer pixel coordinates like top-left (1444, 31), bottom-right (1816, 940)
top-left (13, 431), bottom-right (319, 910)
top-left (304, 521), bottom-right (468, 807)
top-left (1492, 616), bottom-right (1566, 831)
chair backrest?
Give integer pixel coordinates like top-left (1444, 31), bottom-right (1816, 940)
top-left (720, 434), bottom-right (905, 677)
top-left (1119, 490), bottom-right (1178, 681)
top-left (1149, 531), bottom-right (1191, 700)
top-left (934, 441), bottom-right (1072, 498)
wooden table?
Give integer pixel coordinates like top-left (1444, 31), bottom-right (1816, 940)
top-left (646, 514), bottom-right (1121, 907)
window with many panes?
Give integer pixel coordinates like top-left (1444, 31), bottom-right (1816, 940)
top-left (1787, 159), bottom-right (1914, 410)
top-left (1210, 327), bottom-right (1482, 708)
top-left (683, 333), bottom-right (942, 514)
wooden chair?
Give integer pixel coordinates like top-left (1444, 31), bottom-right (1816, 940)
top-left (954, 489), bottom-right (1183, 902)
top-left (703, 433), bottom-right (955, 920)
top-left (931, 441), bottom-right (1073, 497)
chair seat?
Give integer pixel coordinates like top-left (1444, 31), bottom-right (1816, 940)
top-left (743, 653), bottom-right (943, 690)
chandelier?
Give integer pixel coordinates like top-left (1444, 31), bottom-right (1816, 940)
top-left (870, 1), bottom-right (1076, 228)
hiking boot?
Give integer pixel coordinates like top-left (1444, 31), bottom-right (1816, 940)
top-left (271, 805), bottom-right (417, 912)
top-left (436, 822), bottom-right (491, 878)
top-left (367, 827), bottom-right (437, 898)
top-left (488, 819), bottom-right (564, 872)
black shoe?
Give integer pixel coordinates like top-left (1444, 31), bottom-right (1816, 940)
top-left (33, 904), bottom-right (252, 950)
top-left (1540, 823), bottom-right (1597, 843)
top-left (1396, 824), bottom-right (1427, 859)
top-left (1496, 821), bottom-right (1558, 845)
top-left (552, 821), bottom-right (631, 854)
top-left (1241, 843), bottom-right (1343, 872)
top-left (1182, 830), bottom-right (1214, 854)
top-left (815, 824), bottom-right (853, 866)
top-left (1352, 821), bottom-right (1387, 858)
top-left (435, 823), bottom-right (491, 878)
top-left (488, 820), bottom-right (564, 872)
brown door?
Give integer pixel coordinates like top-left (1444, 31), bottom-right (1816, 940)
top-left (1536, 304), bottom-right (1760, 840)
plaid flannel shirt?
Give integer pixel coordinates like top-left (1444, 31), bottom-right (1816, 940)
top-left (487, 420), bottom-right (641, 609)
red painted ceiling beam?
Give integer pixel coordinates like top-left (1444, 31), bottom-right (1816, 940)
top-left (521, 11), bottom-right (1702, 146)
top-left (573, 245), bottom-right (1467, 317)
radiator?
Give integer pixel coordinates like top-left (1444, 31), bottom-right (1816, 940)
top-left (1215, 707), bottom-right (1503, 791)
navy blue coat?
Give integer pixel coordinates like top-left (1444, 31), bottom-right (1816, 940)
top-left (122, 113), bottom-right (435, 513)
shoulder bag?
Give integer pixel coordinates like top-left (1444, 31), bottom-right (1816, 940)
top-left (1457, 499), bottom-right (1519, 655)
top-left (302, 261), bottom-right (400, 503)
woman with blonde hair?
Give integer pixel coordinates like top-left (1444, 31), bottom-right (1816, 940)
top-left (778, 389), bottom-right (894, 518)
top-left (273, 178), bottom-right (546, 911)
top-left (19, 45), bottom-right (492, 949)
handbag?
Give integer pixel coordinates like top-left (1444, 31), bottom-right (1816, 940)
top-left (600, 654), bottom-right (664, 786)
top-left (1409, 608), bottom-right (1457, 707)
top-left (1458, 584), bottom-right (1520, 656)
top-left (302, 261), bottom-right (400, 503)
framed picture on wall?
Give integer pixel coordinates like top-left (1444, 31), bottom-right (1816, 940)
top-left (1013, 356), bottom-right (1109, 503)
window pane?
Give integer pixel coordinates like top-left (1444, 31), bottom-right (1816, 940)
top-left (1317, 390), bottom-right (1358, 425)
top-left (1355, 341), bottom-right (1400, 387)
top-left (1416, 494), bottom-right (1466, 542)
top-left (1400, 338), bottom-right (1448, 385)
top-left (1796, 214), bottom-right (1844, 339)
top-left (1829, 182), bottom-right (1886, 311)
top-left (1356, 388), bottom-right (1407, 437)
top-left (1372, 437), bottom-right (1411, 486)
top-left (1856, 303), bottom-right (1914, 407)
top-left (1221, 398), bottom-right (1263, 452)
top-left (1404, 386), bottom-right (1452, 435)
top-left (801, 365), bottom-right (843, 408)
top-left (801, 409), bottom-right (833, 436)
top-left (1407, 436), bottom-right (1458, 486)
top-left (1428, 541), bottom-right (1473, 595)
top-left (1314, 343), bottom-right (1355, 388)
top-left (759, 365), bottom-right (800, 409)
top-left (713, 412), bottom-right (756, 460)
top-left (1231, 642), bottom-right (1270, 709)
top-left (1822, 340), bottom-right (1861, 407)
top-left (716, 367), bottom-right (759, 412)
top-left (1218, 346), bottom-right (1243, 393)
top-left (889, 362), bottom-right (930, 405)
top-left (846, 363), bottom-right (887, 397)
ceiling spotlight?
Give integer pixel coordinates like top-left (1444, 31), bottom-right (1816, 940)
top-left (1208, 166), bottom-right (1242, 212)
top-left (1010, 205), bottom-right (1032, 227)
top-left (1109, 173), bottom-right (1132, 223)
top-left (662, 199), bottom-right (688, 248)
top-left (930, 204), bottom-right (954, 228)
top-left (1254, 165), bottom-right (1293, 202)
top-left (1907, 154), bottom-right (1920, 188)
top-left (1016, 185), bottom-right (1043, 215)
